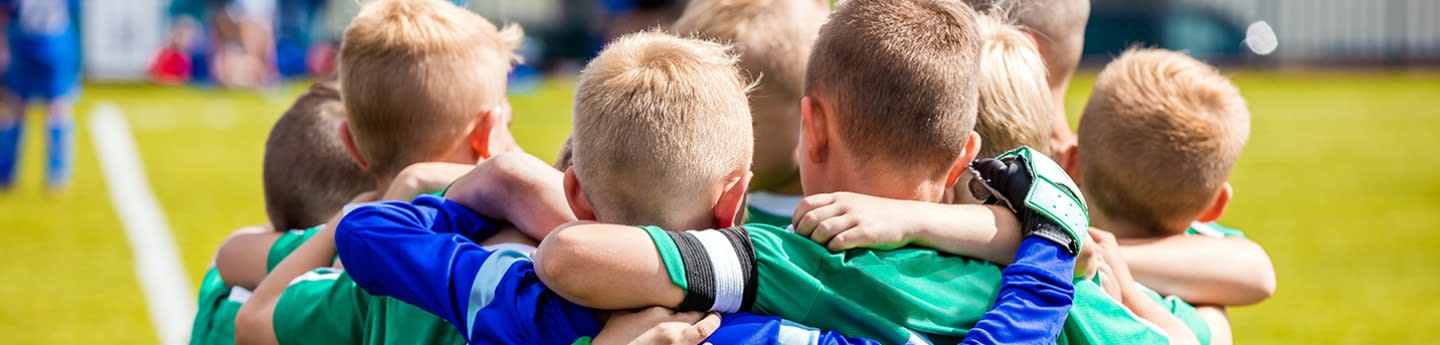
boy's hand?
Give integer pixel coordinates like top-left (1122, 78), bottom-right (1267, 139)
top-left (386, 162), bottom-right (476, 200)
top-left (445, 152), bottom-right (574, 239)
top-left (592, 307), bottom-right (721, 345)
top-left (792, 192), bottom-right (926, 252)
top-left (970, 147), bottom-right (1087, 255)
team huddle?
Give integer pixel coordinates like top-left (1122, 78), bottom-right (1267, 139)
top-left (187, 0), bottom-right (1277, 344)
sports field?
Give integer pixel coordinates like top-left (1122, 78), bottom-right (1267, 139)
top-left (0, 71), bottom-right (1436, 344)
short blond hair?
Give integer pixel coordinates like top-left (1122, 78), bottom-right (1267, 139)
top-left (339, 0), bottom-right (521, 178)
top-left (974, 13), bottom-right (1055, 157)
top-left (572, 32), bottom-right (753, 226)
top-left (674, 0), bottom-right (828, 190)
top-left (963, 0), bottom-right (1089, 90)
top-left (805, 0), bottom-right (984, 173)
top-left (1078, 48), bottom-right (1250, 233)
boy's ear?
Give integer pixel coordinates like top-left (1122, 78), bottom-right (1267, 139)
top-left (469, 107), bottom-right (504, 160)
top-left (1058, 142), bottom-right (1081, 183)
top-left (339, 121), bottom-right (369, 170)
top-left (563, 166), bottom-right (598, 221)
top-left (800, 96), bottom-right (828, 165)
top-left (714, 170), bottom-right (753, 228)
top-left (1196, 182), bottom-right (1233, 223)
top-left (945, 131), bottom-right (983, 188)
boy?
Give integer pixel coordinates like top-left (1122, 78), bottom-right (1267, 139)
top-left (0, 0), bottom-right (81, 190)
top-left (187, 81), bottom-right (374, 345)
top-left (669, 0), bottom-right (829, 228)
top-left (962, 0), bottom-right (1089, 153)
top-left (229, 0), bottom-right (532, 343)
top-left (336, 28), bottom-right (1078, 345)
top-left (1069, 48), bottom-right (1276, 344)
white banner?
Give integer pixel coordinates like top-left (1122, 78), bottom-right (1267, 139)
top-left (81, 0), bottom-right (167, 81)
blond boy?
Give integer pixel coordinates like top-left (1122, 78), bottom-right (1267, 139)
top-left (1066, 48), bottom-right (1277, 344)
top-left (670, 0), bottom-right (830, 227)
top-left (963, 0), bottom-right (1089, 152)
top-left (231, 1), bottom-right (534, 344)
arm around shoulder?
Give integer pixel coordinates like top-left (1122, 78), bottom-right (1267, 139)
top-left (1120, 235), bottom-right (1276, 306)
top-left (534, 222), bottom-right (686, 310)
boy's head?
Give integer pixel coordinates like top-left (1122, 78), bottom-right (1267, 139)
top-left (963, 0), bottom-right (1089, 96)
top-left (673, 0), bottom-right (829, 192)
top-left (799, 0), bottom-right (984, 201)
top-left (338, 0), bottom-right (522, 180)
top-left (262, 81), bottom-right (375, 230)
top-left (1074, 48), bottom-right (1250, 235)
top-left (943, 12), bottom-right (1057, 204)
top-left (566, 32), bottom-right (754, 230)
top-left (973, 12), bottom-right (1056, 158)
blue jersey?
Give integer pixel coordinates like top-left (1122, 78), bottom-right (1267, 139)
top-left (3, 0), bottom-right (81, 100)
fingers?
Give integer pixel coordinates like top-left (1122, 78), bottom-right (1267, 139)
top-left (792, 194), bottom-right (842, 236)
top-left (809, 215), bottom-right (858, 248)
top-left (681, 313), bottom-right (722, 344)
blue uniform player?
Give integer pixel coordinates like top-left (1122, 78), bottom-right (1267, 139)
top-left (0, 0), bottom-right (80, 190)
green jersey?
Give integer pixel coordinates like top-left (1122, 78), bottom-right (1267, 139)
top-left (643, 223), bottom-right (1168, 344)
top-left (188, 226), bottom-right (322, 345)
top-left (272, 268), bottom-right (465, 345)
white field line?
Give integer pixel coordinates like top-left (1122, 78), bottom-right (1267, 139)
top-left (89, 103), bottom-right (194, 345)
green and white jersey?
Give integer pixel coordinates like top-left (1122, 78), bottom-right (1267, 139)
top-left (1186, 222), bottom-right (1246, 238)
top-left (643, 223), bottom-right (1168, 345)
top-left (272, 269), bottom-right (466, 345)
top-left (188, 225), bottom-right (324, 345)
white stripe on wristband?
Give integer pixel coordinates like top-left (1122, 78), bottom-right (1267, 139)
top-left (691, 229), bottom-right (745, 313)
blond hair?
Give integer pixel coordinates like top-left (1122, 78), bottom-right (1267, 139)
top-left (1078, 48), bottom-right (1250, 233)
top-left (963, 0), bottom-right (1089, 91)
top-left (974, 12), bottom-right (1055, 157)
top-left (674, 0), bottom-right (828, 190)
top-left (263, 81), bottom-right (375, 230)
top-left (338, 0), bottom-right (522, 178)
top-left (805, 0), bottom-right (984, 173)
top-left (571, 32), bottom-right (753, 227)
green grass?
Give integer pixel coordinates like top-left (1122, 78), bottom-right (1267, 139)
top-left (1, 72), bottom-right (1436, 344)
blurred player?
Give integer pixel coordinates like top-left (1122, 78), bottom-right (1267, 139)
top-left (187, 80), bottom-right (374, 345)
top-left (669, 0), bottom-right (828, 228)
top-left (0, 0), bottom-right (80, 191)
top-left (1066, 48), bottom-right (1277, 345)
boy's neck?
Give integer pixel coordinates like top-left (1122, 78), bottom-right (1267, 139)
top-left (762, 173), bottom-right (805, 196)
top-left (1089, 210), bottom-right (1188, 238)
top-left (820, 167), bottom-right (948, 203)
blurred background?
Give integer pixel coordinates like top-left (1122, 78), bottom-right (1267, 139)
top-left (0, 0), bottom-right (1437, 344)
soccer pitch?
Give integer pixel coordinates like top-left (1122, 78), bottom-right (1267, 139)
top-left (0, 72), bottom-right (1435, 344)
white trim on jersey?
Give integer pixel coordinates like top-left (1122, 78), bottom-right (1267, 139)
top-left (691, 230), bottom-right (746, 314)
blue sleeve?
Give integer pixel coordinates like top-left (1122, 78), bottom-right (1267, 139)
top-left (961, 237), bottom-right (1077, 345)
top-left (336, 195), bottom-right (601, 343)
top-left (707, 313), bottom-right (882, 345)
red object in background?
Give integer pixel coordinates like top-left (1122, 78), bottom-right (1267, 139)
top-left (307, 43), bottom-right (338, 78)
top-left (149, 48), bottom-right (192, 85)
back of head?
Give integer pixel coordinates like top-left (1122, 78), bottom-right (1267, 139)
top-left (572, 31), bottom-right (753, 228)
top-left (674, 0), bottom-right (828, 190)
top-left (805, 0), bottom-right (984, 173)
top-left (1078, 48), bottom-right (1250, 233)
top-left (339, 0), bottom-right (521, 178)
top-left (963, 0), bottom-right (1089, 91)
top-left (974, 12), bottom-right (1056, 157)
top-left (263, 81), bottom-right (375, 230)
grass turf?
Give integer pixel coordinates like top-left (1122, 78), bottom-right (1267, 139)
top-left (0, 72), bottom-right (1435, 344)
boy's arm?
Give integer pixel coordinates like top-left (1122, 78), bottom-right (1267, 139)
top-left (791, 192), bottom-right (1024, 264)
top-left (235, 213), bottom-right (350, 345)
top-left (1094, 230), bottom-right (1200, 345)
top-left (1119, 235), bottom-right (1276, 306)
top-left (960, 236), bottom-right (1076, 344)
top-left (212, 224), bottom-right (275, 289)
top-left (336, 196), bottom-right (600, 343)
top-left (533, 222), bottom-right (688, 310)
